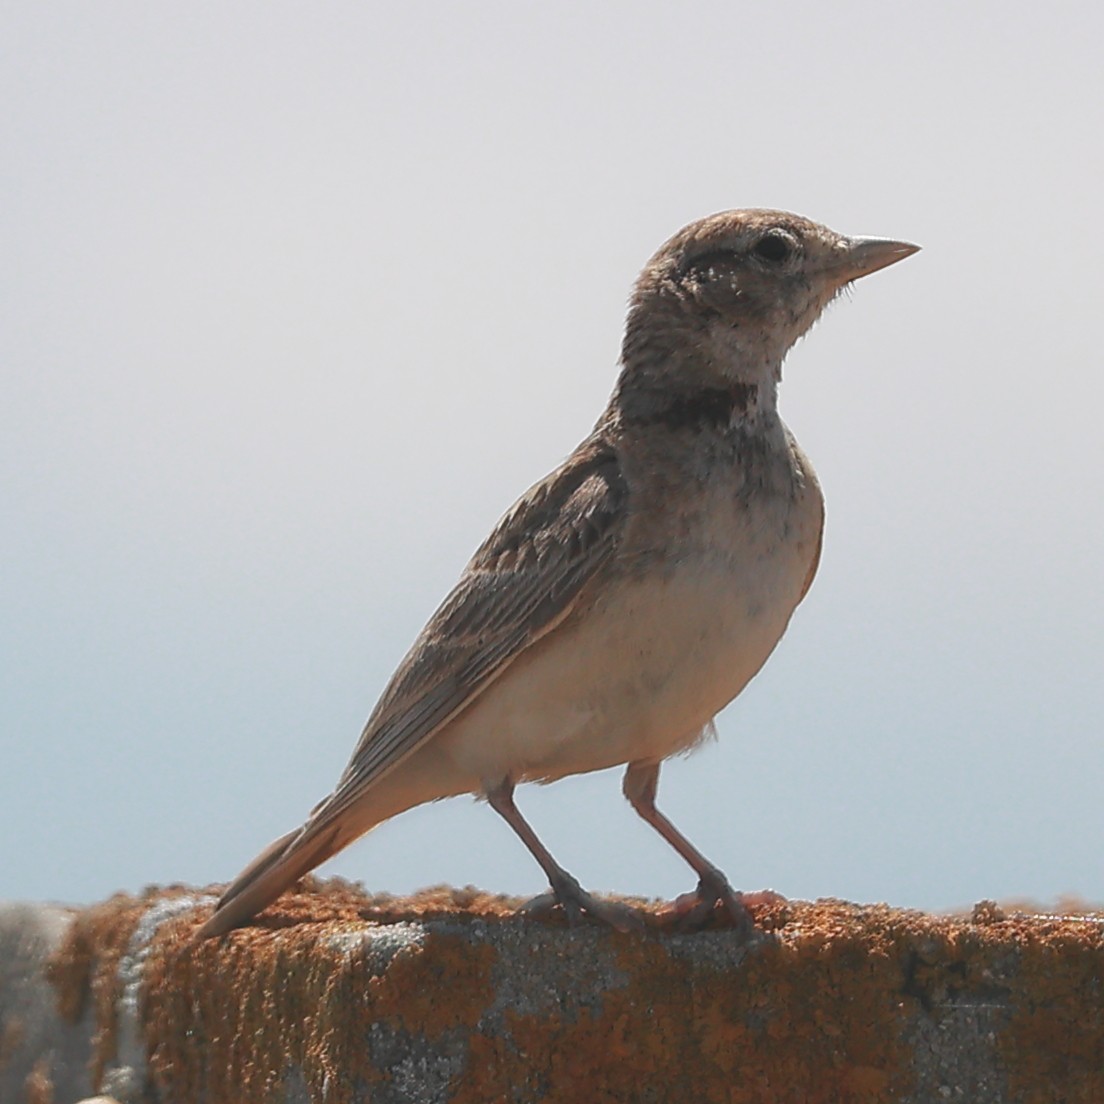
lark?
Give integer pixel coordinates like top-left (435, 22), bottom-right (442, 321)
top-left (198, 209), bottom-right (918, 939)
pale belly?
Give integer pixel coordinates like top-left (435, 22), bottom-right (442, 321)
top-left (434, 478), bottom-right (823, 788)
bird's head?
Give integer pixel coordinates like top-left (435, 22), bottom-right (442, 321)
top-left (621, 209), bottom-right (919, 393)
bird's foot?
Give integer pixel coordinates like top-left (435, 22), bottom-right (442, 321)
top-left (665, 869), bottom-right (769, 937)
top-left (520, 871), bottom-right (644, 933)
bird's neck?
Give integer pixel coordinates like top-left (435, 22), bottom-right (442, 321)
top-left (610, 376), bottom-right (773, 433)
top-left (611, 300), bottom-right (788, 432)
top-left (608, 338), bottom-right (782, 434)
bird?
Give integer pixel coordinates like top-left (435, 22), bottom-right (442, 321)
top-left (197, 208), bottom-right (918, 939)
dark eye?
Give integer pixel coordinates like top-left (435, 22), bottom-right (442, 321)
top-left (752, 232), bottom-right (793, 264)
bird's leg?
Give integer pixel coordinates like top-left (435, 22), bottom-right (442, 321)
top-left (485, 778), bottom-right (642, 933)
top-left (623, 760), bottom-right (755, 934)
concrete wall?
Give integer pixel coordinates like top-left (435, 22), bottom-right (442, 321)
top-left (3, 883), bottom-right (1103, 1103)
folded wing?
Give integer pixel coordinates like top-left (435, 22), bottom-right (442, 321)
top-left (198, 435), bottom-right (629, 937)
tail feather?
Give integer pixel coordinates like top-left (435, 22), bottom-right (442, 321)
top-left (196, 822), bottom-right (342, 940)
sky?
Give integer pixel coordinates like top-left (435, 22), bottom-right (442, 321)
top-left (3, 2), bottom-right (1102, 917)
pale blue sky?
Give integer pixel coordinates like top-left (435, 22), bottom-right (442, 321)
top-left (3, 2), bottom-right (1102, 914)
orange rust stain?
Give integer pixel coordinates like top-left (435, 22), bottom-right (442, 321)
top-left (448, 899), bottom-right (918, 1104)
top-left (45, 889), bottom-right (166, 1087)
top-left (23, 1056), bottom-right (55, 1104)
top-left (140, 880), bottom-right (504, 1104)
top-left (996, 914), bottom-right (1104, 1103)
top-left (46, 881), bottom-right (1104, 1103)
top-left (364, 931), bottom-right (497, 1037)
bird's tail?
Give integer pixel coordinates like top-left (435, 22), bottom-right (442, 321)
top-left (195, 820), bottom-right (343, 940)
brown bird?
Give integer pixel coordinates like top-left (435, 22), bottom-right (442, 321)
top-left (198, 209), bottom-right (918, 939)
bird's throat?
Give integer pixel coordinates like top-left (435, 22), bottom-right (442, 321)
top-left (614, 379), bottom-right (773, 433)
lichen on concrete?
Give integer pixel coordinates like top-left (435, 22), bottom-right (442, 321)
top-left (36, 882), bottom-right (1104, 1103)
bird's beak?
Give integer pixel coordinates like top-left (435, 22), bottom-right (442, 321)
top-left (827, 237), bottom-right (920, 287)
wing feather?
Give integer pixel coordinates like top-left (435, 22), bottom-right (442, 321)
top-left (309, 436), bottom-right (628, 829)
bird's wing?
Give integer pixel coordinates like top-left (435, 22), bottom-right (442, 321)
top-left (309, 435), bottom-right (629, 830)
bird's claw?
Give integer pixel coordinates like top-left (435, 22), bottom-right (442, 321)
top-left (519, 873), bottom-right (645, 933)
top-left (665, 869), bottom-right (758, 937)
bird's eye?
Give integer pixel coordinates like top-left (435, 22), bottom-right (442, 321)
top-left (752, 232), bottom-right (793, 264)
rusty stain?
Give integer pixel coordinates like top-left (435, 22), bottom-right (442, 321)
top-left (44, 881), bottom-right (1104, 1103)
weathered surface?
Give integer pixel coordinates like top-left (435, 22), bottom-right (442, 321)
top-left (0, 902), bottom-right (91, 1103)
top-left (4, 883), bottom-right (1104, 1103)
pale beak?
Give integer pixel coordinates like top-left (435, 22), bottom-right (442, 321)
top-left (828, 236), bottom-right (921, 286)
